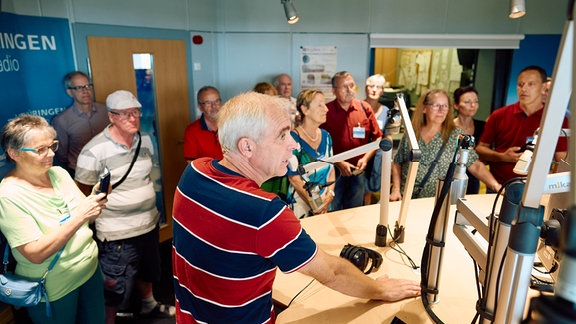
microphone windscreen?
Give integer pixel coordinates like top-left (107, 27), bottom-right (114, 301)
top-left (380, 138), bottom-right (393, 152)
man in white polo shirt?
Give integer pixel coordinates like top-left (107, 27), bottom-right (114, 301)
top-left (75, 90), bottom-right (174, 323)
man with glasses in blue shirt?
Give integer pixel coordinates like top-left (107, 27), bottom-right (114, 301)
top-left (75, 90), bottom-right (175, 323)
top-left (51, 71), bottom-right (109, 177)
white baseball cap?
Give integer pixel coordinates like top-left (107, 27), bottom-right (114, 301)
top-left (106, 90), bottom-right (142, 110)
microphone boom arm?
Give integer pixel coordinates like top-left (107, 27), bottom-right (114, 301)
top-left (393, 93), bottom-right (421, 243)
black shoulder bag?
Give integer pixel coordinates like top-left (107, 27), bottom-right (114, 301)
top-left (112, 131), bottom-right (141, 190)
top-left (412, 142), bottom-right (445, 199)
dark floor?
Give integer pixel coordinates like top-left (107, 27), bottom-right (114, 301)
top-left (117, 239), bottom-right (176, 324)
top-left (11, 240), bottom-right (176, 324)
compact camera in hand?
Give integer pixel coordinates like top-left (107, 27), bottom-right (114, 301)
top-left (307, 186), bottom-right (326, 213)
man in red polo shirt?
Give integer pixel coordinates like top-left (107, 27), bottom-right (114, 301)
top-left (184, 86), bottom-right (224, 163)
top-left (320, 71), bottom-right (382, 210)
top-left (477, 65), bottom-right (568, 186)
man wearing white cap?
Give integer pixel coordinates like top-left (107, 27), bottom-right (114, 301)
top-left (75, 90), bottom-right (175, 322)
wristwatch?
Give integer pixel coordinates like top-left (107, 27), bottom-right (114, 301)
top-left (328, 189), bottom-right (335, 197)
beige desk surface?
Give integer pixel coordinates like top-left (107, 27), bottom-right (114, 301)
top-left (273, 194), bottom-right (500, 324)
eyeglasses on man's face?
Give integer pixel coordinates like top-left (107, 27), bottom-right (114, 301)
top-left (20, 140), bottom-right (59, 156)
top-left (199, 99), bottom-right (222, 107)
top-left (110, 108), bottom-right (142, 120)
top-left (426, 103), bottom-right (450, 111)
top-left (336, 83), bottom-right (357, 91)
top-left (67, 84), bottom-right (94, 92)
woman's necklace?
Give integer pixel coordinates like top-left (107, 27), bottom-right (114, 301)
top-left (299, 126), bottom-right (319, 142)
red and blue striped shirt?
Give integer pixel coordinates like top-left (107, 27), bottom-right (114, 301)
top-left (173, 158), bottom-right (317, 323)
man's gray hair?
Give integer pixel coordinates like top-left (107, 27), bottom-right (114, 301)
top-left (218, 92), bottom-right (288, 154)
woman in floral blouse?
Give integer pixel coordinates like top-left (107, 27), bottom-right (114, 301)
top-left (390, 89), bottom-right (500, 200)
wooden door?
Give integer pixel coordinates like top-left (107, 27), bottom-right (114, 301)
top-left (87, 36), bottom-right (190, 242)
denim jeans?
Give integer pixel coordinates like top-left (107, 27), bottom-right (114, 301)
top-left (331, 170), bottom-right (366, 211)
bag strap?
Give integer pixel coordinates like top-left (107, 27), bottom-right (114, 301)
top-left (2, 244), bottom-right (9, 272)
top-left (112, 131), bottom-right (141, 190)
top-left (413, 142), bottom-right (446, 198)
top-left (39, 247), bottom-right (62, 318)
top-left (3, 241), bottom-right (63, 274)
top-left (46, 247), bottom-right (64, 273)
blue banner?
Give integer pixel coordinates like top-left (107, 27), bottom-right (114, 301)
top-left (0, 12), bottom-right (74, 124)
top-left (0, 12), bottom-right (75, 173)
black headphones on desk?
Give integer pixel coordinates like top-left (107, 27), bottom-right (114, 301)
top-left (340, 244), bottom-right (383, 274)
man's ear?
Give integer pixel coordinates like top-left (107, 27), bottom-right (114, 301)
top-left (237, 137), bottom-right (254, 156)
top-left (107, 111), bottom-right (115, 123)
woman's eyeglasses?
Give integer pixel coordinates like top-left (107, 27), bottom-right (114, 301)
top-left (20, 140), bottom-right (59, 156)
top-left (426, 103), bottom-right (449, 111)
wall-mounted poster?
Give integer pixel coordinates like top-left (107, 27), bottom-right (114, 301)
top-left (397, 48), bottom-right (462, 98)
top-left (300, 46), bottom-right (337, 99)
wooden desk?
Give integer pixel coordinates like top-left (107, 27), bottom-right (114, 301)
top-left (273, 194), bottom-right (500, 323)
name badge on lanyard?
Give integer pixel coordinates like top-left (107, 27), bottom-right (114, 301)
top-left (353, 123), bottom-right (366, 139)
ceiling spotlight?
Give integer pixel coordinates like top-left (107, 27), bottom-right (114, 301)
top-left (509, 0), bottom-right (526, 19)
top-left (281, 0), bottom-right (300, 24)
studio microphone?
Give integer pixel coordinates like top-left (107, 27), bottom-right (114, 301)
top-left (385, 106), bottom-right (401, 135)
top-left (513, 139), bottom-right (536, 176)
top-left (450, 134), bottom-right (472, 204)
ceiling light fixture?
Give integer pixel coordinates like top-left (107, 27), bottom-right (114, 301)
top-left (281, 0), bottom-right (300, 24)
top-left (509, 0), bottom-right (526, 19)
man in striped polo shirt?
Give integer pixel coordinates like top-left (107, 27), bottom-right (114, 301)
top-left (75, 90), bottom-right (174, 323)
top-left (172, 92), bottom-right (421, 323)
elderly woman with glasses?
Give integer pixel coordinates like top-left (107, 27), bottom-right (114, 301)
top-left (390, 89), bottom-right (500, 201)
top-left (0, 114), bottom-right (107, 323)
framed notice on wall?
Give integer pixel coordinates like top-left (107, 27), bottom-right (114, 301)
top-left (300, 46), bottom-right (337, 100)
